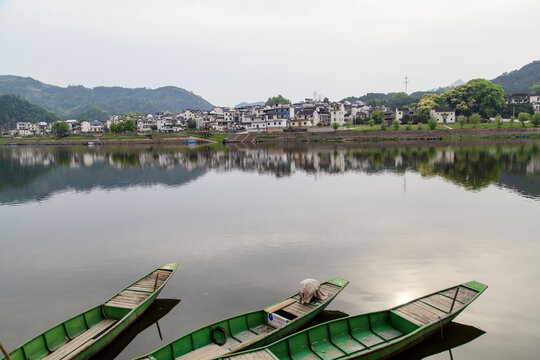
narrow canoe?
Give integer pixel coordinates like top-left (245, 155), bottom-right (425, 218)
top-left (134, 278), bottom-right (349, 360)
top-left (220, 280), bottom-right (487, 360)
top-left (1, 263), bottom-right (178, 360)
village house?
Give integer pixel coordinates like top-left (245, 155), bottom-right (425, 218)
top-left (329, 103), bottom-right (346, 126)
top-left (395, 108), bottom-right (415, 124)
top-left (430, 108), bottom-right (456, 123)
top-left (530, 95), bottom-right (540, 112)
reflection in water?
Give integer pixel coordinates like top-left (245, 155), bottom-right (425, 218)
top-left (391, 322), bottom-right (485, 360)
top-left (90, 299), bottom-right (180, 360)
top-left (1, 143), bottom-right (539, 204)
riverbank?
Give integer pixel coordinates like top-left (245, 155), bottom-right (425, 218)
top-left (1, 127), bottom-right (539, 146)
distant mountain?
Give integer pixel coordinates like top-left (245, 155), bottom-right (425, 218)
top-left (491, 60), bottom-right (540, 94)
top-left (0, 75), bottom-right (214, 121)
top-left (235, 101), bottom-right (265, 108)
top-left (428, 79), bottom-right (465, 92)
top-left (0, 94), bottom-right (58, 130)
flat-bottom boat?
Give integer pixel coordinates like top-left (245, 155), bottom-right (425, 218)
top-left (134, 278), bottom-right (349, 360)
top-left (219, 281), bottom-right (487, 360)
top-left (1, 263), bottom-right (178, 360)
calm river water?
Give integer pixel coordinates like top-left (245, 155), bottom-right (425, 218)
top-left (0, 142), bottom-right (539, 359)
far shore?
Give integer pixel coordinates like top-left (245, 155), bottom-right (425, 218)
top-left (1, 127), bottom-right (540, 146)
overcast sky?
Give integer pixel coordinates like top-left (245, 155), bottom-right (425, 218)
top-left (0, 0), bottom-right (538, 106)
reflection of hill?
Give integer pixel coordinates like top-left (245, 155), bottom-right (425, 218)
top-left (0, 159), bottom-right (206, 205)
top-left (499, 173), bottom-right (540, 199)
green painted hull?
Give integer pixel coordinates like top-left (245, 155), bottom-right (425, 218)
top-left (2, 263), bottom-right (178, 360)
top-left (134, 278), bottom-right (349, 360)
top-left (224, 280), bottom-right (488, 360)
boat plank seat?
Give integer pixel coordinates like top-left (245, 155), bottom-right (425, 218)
top-left (319, 283), bottom-right (341, 297)
top-left (175, 343), bottom-right (230, 360)
top-left (229, 333), bottom-right (267, 352)
top-left (128, 270), bottom-right (171, 292)
top-left (106, 289), bottom-right (151, 309)
top-left (42, 319), bottom-right (116, 360)
top-left (441, 286), bottom-right (478, 303)
top-left (282, 301), bottom-right (315, 317)
top-left (264, 298), bottom-right (296, 314)
top-left (223, 350), bottom-right (276, 360)
top-left (421, 294), bottom-right (464, 313)
top-left (395, 300), bottom-right (448, 325)
top-left (251, 324), bottom-right (274, 335)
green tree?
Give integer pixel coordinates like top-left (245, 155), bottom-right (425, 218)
top-left (323, 97), bottom-right (329, 103)
top-left (510, 115), bottom-right (515, 127)
top-left (441, 79), bottom-right (505, 117)
top-left (368, 119), bottom-right (375, 127)
top-left (380, 123), bottom-right (387, 131)
top-left (266, 95), bottom-right (290, 106)
top-left (392, 119), bottom-right (400, 130)
top-left (428, 117), bottom-right (438, 130)
top-left (530, 84), bottom-right (540, 95)
top-left (417, 94), bottom-right (440, 117)
top-left (531, 112), bottom-right (540, 127)
top-left (52, 121), bottom-right (69, 138)
top-left (332, 122), bottom-right (339, 130)
top-left (470, 113), bottom-right (481, 128)
top-left (518, 112), bottom-right (530, 127)
top-left (123, 119), bottom-right (137, 132)
top-left (371, 109), bottom-right (384, 124)
top-left (457, 115), bottom-right (467, 128)
top-left (188, 119), bottom-right (197, 129)
top-left (495, 115), bottom-right (503, 128)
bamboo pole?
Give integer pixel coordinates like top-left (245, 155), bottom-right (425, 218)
top-left (449, 288), bottom-right (460, 313)
top-left (153, 272), bottom-right (160, 292)
top-left (0, 340), bottom-right (11, 360)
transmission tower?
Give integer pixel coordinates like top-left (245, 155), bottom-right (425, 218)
top-left (404, 77), bottom-right (409, 94)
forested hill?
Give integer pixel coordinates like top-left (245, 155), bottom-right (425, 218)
top-left (491, 60), bottom-right (540, 94)
top-left (0, 75), bottom-right (214, 121)
top-left (0, 94), bottom-right (58, 130)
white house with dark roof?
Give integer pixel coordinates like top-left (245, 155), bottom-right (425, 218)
top-left (430, 108), bottom-right (456, 123)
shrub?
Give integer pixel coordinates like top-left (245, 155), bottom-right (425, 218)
top-left (380, 123), bottom-right (387, 131)
top-left (392, 119), bottom-right (400, 130)
top-left (428, 117), bottom-right (437, 130)
top-left (457, 115), bottom-right (467, 129)
top-left (531, 113), bottom-right (540, 127)
top-left (518, 112), bottom-right (530, 127)
top-left (495, 115), bottom-right (503, 128)
top-left (470, 113), bottom-right (481, 128)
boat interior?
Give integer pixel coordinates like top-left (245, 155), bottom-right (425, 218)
top-left (223, 284), bottom-right (481, 360)
top-left (144, 282), bottom-right (343, 360)
top-left (5, 268), bottom-right (173, 360)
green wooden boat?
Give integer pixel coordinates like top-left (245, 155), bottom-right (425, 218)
top-left (134, 278), bottom-right (349, 360)
top-left (1, 263), bottom-right (178, 360)
top-left (219, 281), bottom-right (487, 360)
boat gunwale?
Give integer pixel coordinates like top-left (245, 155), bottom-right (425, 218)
top-left (1, 262), bottom-right (179, 360)
top-left (134, 278), bottom-right (349, 360)
top-left (224, 280), bottom-right (487, 360)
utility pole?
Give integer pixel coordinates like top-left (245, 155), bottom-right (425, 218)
top-left (404, 77), bottom-right (409, 94)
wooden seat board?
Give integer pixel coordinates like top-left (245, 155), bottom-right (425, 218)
top-left (265, 298), bottom-right (296, 314)
top-left (226, 350), bottom-right (276, 360)
top-left (42, 319), bottom-right (116, 360)
top-left (106, 289), bottom-right (151, 308)
top-left (175, 344), bottom-right (229, 360)
top-left (282, 302), bottom-right (315, 317)
top-left (319, 284), bottom-right (340, 297)
top-left (251, 324), bottom-right (274, 335)
top-left (422, 294), bottom-right (464, 313)
top-left (229, 334), bottom-right (267, 352)
top-left (441, 286), bottom-right (478, 303)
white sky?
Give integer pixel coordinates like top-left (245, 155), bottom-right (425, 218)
top-left (0, 0), bottom-right (538, 106)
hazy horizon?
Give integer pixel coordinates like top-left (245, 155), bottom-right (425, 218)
top-left (1, 0), bottom-right (538, 106)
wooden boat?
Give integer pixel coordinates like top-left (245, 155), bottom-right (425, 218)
top-left (1, 263), bottom-right (178, 360)
top-left (219, 281), bottom-right (487, 360)
top-left (134, 278), bottom-right (349, 360)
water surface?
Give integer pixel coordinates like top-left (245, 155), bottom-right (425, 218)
top-left (0, 143), bottom-right (539, 359)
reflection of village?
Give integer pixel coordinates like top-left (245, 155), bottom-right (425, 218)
top-left (5, 145), bottom-right (540, 179)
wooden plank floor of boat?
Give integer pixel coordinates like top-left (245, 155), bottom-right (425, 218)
top-left (106, 270), bottom-right (172, 308)
top-left (223, 350), bottom-right (275, 360)
top-left (42, 319), bottom-right (116, 360)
